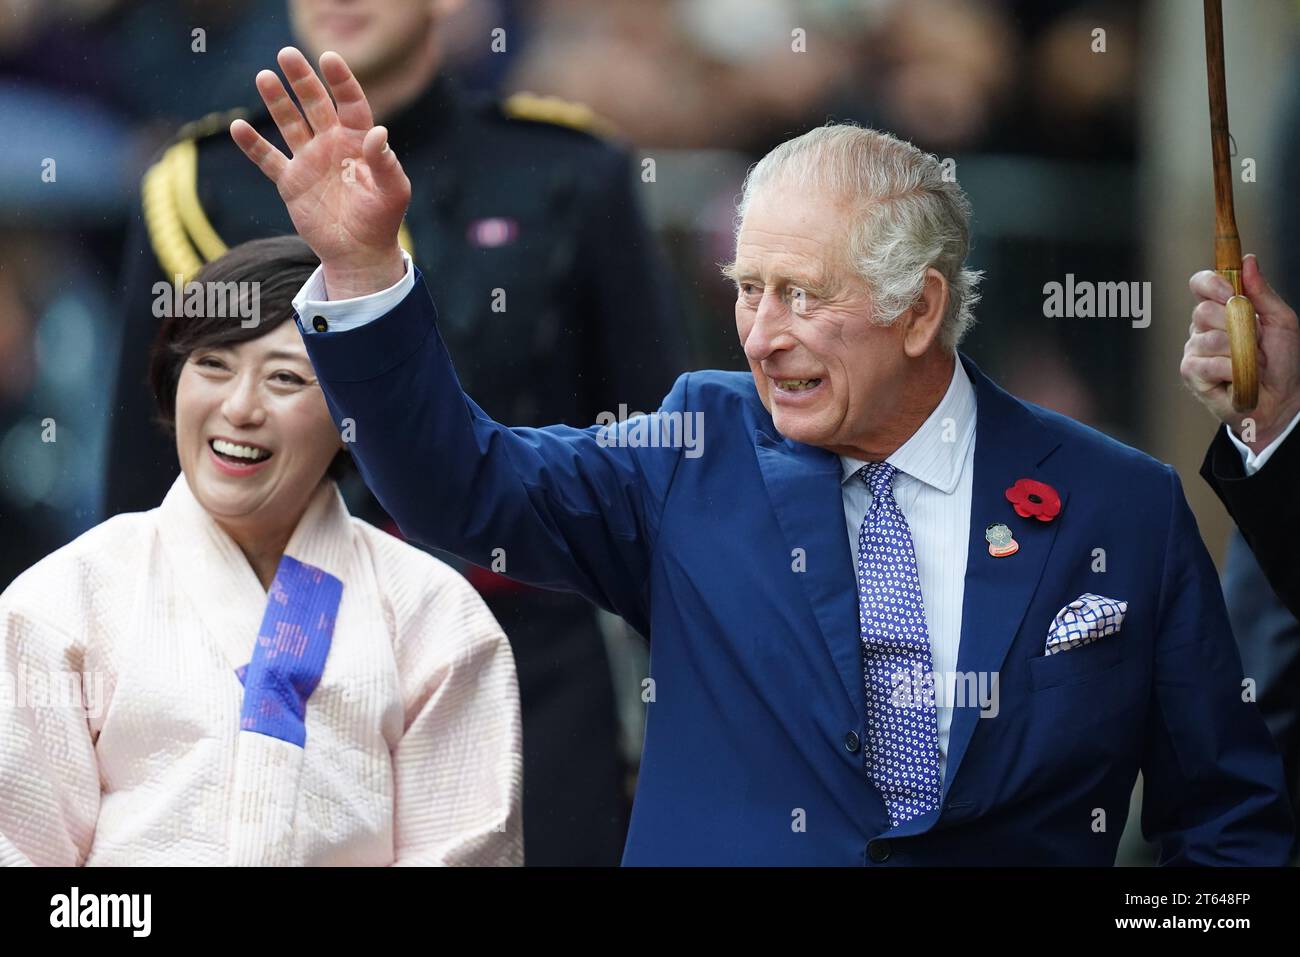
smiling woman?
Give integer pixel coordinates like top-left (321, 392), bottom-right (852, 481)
top-left (149, 237), bottom-right (347, 589)
top-left (0, 237), bottom-right (523, 867)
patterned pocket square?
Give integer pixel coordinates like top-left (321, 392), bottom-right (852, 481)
top-left (1045, 593), bottom-right (1128, 655)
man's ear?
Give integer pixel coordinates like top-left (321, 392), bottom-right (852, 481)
top-left (901, 268), bottom-right (950, 358)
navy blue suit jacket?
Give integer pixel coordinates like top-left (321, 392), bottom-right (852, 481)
top-left (300, 271), bottom-right (1294, 865)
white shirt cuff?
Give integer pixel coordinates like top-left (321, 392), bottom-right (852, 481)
top-left (293, 250), bottom-right (416, 334)
top-left (1227, 405), bottom-right (1300, 476)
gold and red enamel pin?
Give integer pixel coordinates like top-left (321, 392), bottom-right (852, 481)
top-left (985, 523), bottom-right (1019, 557)
top-left (986, 479), bottom-right (1062, 557)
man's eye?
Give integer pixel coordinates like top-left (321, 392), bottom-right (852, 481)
top-left (788, 287), bottom-right (809, 313)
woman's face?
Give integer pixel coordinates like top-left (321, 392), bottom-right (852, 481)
top-left (174, 322), bottom-right (340, 533)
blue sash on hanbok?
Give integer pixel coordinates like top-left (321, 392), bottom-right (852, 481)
top-left (227, 555), bottom-right (342, 865)
top-left (235, 556), bottom-right (342, 747)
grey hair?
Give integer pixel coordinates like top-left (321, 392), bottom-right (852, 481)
top-left (731, 123), bottom-right (982, 351)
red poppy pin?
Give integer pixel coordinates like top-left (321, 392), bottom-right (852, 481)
top-left (1005, 478), bottom-right (1061, 523)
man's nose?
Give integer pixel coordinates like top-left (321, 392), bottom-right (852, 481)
top-left (742, 291), bottom-right (793, 363)
top-left (221, 375), bottom-right (267, 427)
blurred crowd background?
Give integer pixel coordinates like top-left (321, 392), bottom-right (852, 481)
top-left (2, 0), bottom-right (1298, 863)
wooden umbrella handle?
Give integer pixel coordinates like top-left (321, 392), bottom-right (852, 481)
top-left (1205, 0), bottom-right (1259, 412)
top-left (1225, 293), bottom-right (1259, 412)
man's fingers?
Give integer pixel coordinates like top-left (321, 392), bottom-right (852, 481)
top-left (230, 119), bottom-right (289, 183)
top-left (1191, 298), bottom-right (1227, 333)
top-left (277, 46), bottom-right (338, 133)
top-left (363, 126), bottom-right (408, 197)
top-left (319, 51), bottom-right (374, 131)
top-left (1187, 328), bottom-right (1231, 359)
top-left (1181, 354), bottom-right (1234, 390)
top-left (254, 70), bottom-right (312, 153)
top-left (1189, 269), bottom-right (1233, 304)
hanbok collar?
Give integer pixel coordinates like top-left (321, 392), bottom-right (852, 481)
top-left (155, 475), bottom-right (354, 674)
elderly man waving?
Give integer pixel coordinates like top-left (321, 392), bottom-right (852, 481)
top-left (232, 47), bottom-right (1293, 865)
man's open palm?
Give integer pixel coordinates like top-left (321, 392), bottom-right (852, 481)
top-left (230, 47), bottom-right (410, 294)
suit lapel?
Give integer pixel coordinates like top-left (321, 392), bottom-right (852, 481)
top-left (940, 355), bottom-right (1067, 801)
top-left (751, 356), bottom-right (1070, 824)
top-left (755, 428), bottom-right (863, 717)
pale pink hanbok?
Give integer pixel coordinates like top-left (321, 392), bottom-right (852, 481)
top-left (0, 476), bottom-right (522, 866)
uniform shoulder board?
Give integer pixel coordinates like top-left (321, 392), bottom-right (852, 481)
top-left (141, 110), bottom-right (249, 282)
top-left (500, 92), bottom-right (615, 139)
top-left (142, 106), bottom-right (417, 282)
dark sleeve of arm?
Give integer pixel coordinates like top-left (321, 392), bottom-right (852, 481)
top-left (1200, 424), bottom-right (1300, 620)
top-left (577, 147), bottom-right (689, 415)
top-left (301, 270), bottom-right (687, 636)
top-left (1139, 466), bottom-right (1295, 864)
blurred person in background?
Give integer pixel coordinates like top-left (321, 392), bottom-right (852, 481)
top-left (507, 0), bottom-right (1139, 438)
top-left (1, 237), bottom-right (521, 866)
top-left (103, 0), bottom-right (686, 865)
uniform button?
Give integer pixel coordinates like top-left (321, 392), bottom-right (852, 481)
top-left (312, 315), bottom-right (329, 332)
top-left (843, 731), bottom-right (860, 753)
top-left (867, 839), bottom-right (891, 863)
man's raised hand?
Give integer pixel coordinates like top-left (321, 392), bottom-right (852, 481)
top-left (230, 47), bottom-right (410, 299)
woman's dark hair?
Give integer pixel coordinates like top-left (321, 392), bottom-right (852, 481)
top-left (148, 235), bottom-right (351, 480)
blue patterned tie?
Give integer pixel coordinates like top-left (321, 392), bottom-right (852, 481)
top-left (855, 462), bottom-right (942, 828)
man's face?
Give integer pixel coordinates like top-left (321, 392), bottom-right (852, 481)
top-left (290, 0), bottom-right (444, 79)
top-left (732, 185), bottom-right (910, 453)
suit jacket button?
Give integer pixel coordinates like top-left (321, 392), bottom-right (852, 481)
top-left (312, 315), bottom-right (329, 332)
top-left (843, 731), bottom-right (860, 753)
top-left (867, 839), bottom-right (891, 863)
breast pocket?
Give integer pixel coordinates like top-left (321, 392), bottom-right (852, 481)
top-left (1028, 635), bottom-right (1125, 692)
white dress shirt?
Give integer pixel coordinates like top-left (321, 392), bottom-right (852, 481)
top-left (292, 250), bottom-right (418, 333)
top-left (840, 359), bottom-right (977, 781)
top-left (1226, 407), bottom-right (1300, 476)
